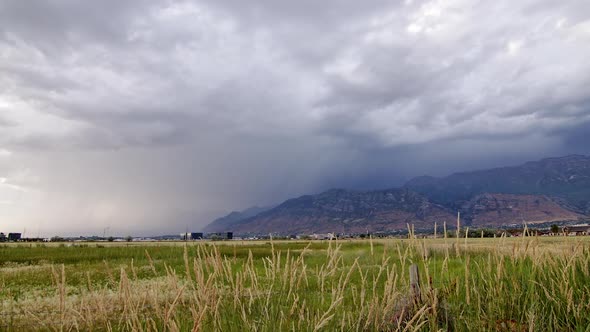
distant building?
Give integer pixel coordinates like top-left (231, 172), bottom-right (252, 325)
top-left (563, 225), bottom-right (590, 236)
top-left (0, 233), bottom-right (6, 242)
top-left (311, 233), bottom-right (336, 240)
top-left (208, 232), bottom-right (233, 240)
top-left (8, 233), bottom-right (21, 242)
top-left (180, 232), bottom-right (204, 240)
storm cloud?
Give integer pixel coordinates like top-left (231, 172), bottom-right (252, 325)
top-left (1, 0), bottom-right (590, 236)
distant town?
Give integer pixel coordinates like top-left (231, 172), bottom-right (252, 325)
top-left (2, 223), bottom-right (590, 243)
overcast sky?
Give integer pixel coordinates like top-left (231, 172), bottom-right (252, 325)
top-left (1, 0), bottom-right (590, 236)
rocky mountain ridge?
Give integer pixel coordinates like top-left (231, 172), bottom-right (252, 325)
top-left (405, 154), bottom-right (590, 214)
top-left (205, 189), bottom-right (454, 234)
top-left (205, 155), bottom-right (590, 234)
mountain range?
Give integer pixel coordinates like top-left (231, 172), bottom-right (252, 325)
top-left (204, 155), bottom-right (590, 235)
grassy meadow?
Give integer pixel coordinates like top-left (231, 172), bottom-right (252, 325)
top-left (1, 236), bottom-right (590, 331)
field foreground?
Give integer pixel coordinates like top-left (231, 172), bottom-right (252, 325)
top-left (1, 236), bottom-right (590, 331)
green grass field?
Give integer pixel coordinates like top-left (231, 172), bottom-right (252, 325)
top-left (1, 236), bottom-right (590, 331)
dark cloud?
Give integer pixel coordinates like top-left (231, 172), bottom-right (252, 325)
top-left (1, 0), bottom-right (589, 235)
top-left (554, 118), bottom-right (590, 151)
top-left (0, 0), bottom-right (159, 49)
top-left (0, 116), bottom-right (16, 127)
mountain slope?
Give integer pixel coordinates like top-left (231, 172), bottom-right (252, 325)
top-left (207, 189), bottom-right (454, 235)
top-left (460, 193), bottom-right (583, 226)
top-left (405, 155), bottom-right (590, 214)
top-left (204, 155), bottom-right (590, 235)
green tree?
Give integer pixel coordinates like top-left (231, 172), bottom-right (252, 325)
top-left (551, 224), bottom-right (560, 234)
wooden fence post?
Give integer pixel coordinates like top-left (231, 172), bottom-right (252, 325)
top-left (409, 264), bottom-right (421, 305)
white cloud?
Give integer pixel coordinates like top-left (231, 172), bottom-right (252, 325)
top-left (506, 40), bottom-right (523, 55)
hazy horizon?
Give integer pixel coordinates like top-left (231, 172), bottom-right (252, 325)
top-left (2, 1), bottom-right (590, 236)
